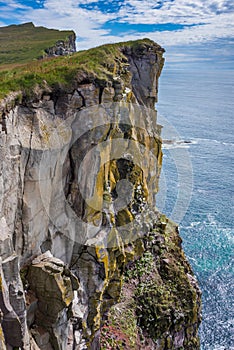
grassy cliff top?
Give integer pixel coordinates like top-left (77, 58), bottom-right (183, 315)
top-left (0, 36), bottom-right (163, 101)
top-left (0, 22), bottom-right (75, 66)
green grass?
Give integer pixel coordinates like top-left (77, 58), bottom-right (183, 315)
top-left (0, 37), bottom-right (159, 101)
top-left (0, 22), bottom-right (74, 66)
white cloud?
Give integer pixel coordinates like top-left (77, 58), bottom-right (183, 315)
top-left (0, 0), bottom-right (233, 51)
top-left (118, 0), bottom-right (234, 24)
top-left (0, 0), bottom-right (30, 10)
top-left (148, 13), bottom-right (234, 47)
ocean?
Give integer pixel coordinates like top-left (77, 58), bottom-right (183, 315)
top-left (156, 67), bottom-right (234, 349)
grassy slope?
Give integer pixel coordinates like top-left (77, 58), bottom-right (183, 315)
top-left (0, 37), bottom-right (158, 100)
top-left (0, 22), bottom-right (74, 66)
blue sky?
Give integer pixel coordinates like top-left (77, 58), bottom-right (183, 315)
top-left (0, 0), bottom-right (233, 68)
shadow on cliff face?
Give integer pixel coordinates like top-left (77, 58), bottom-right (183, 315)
top-left (37, 102), bottom-right (193, 251)
top-left (38, 102), bottom-right (162, 249)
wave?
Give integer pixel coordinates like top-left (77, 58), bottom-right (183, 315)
top-left (162, 144), bottom-right (190, 149)
top-left (202, 344), bottom-right (234, 350)
top-left (162, 138), bottom-right (234, 149)
top-left (162, 139), bottom-right (195, 149)
top-left (190, 137), bottom-right (234, 146)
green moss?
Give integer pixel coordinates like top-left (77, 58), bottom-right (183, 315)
top-left (121, 215), bottom-right (201, 347)
top-left (100, 298), bottom-right (138, 349)
top-left (125, 251), bottom-right (154, 280)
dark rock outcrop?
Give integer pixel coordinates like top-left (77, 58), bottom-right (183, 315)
top-left (44, 34), bottom-right (76, 57)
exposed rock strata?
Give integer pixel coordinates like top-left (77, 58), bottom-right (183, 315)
top-left (43, 33), bottom-right (76, 57)
top-left (0, 40), bottom-right (201, 349)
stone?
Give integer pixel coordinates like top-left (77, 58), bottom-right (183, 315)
top-left (26, 252), bottom-right (78, 349)
top-left (0, 256), bottom-right (29, 348)
top-left (0, 218), bottom-right (13, 260)
top-left (44, 34), bottom-right (76, 57)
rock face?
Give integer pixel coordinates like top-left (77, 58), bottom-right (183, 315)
top-left (0, 40), bottom-right (201, 349)
top-left (44, 34), bottom-right (76, 57)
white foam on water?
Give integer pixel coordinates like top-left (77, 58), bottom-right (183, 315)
top-left (162, 143), bottom-right (190, 149)
top-left (190, 137), bottom-right (234, 147)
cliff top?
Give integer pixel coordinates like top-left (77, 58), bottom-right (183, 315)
top-left (0, 37), bottom-right (164, 102)
top-left (0, 22), bottom-right (75, 66)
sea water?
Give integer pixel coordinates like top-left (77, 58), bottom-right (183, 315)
top-left (156, 67), bottom-right (234, 349)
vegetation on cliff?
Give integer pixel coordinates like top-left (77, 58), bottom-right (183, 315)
top-left (0, 22), bottom-right (75, 66)
top-left (0, 32), bottom-right (163, 101)
top-left (100, 215), bottom-right (201, 349)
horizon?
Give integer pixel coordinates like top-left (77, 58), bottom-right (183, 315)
top-left (0, 0), bottom-right (233, 70)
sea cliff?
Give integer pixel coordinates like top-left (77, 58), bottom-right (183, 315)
top-left (0, 22), bottom-right (76, 66)
top-left (0, 39), bottom-right (201, 349)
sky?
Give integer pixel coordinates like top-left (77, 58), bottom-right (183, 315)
top-left (0, 0), bottom-right (233, 68)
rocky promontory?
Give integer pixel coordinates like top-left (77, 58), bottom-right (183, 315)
top-left (0, 38), bottom-right (201, 349)
top-left (0, 22), bottom-right (76, 65)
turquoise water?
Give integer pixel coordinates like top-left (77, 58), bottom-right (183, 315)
top-left (157, 68), bottom-right (234, 349)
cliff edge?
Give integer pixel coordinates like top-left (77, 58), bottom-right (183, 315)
top-left (0, 39), bottom-right (201, 349)
top-left (0, 22), bottom-right (76, 66)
